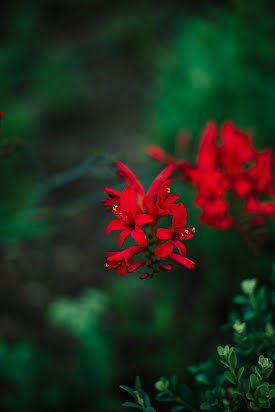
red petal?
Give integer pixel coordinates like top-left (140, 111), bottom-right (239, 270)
top-left (135, 213), bottom-right (153, 225)
top-left (173, 240), bottom-right (186, 256)
top-left (106, 219), bottom-right (127, 234)
top-left (146, 164), bottom-right (174, 206)
top-left (131, 227), bottom-right (147, 246)
top-left (120, 186), bottom-right (137, 216)
top-left (159, 264), bottom-right (172, 271)
top-left (103, 187), bottom-right (121, 196)
top-left (156, 228), bottom-right (171, 240)
top-left (139, 273), bottom-right (149, 279)
top-left (172, 203), bottom-right (187, 229)
top-left (127, 260), bottom-right (146, 273)
top-left (118, 229), bottom-right (130, 246)
top-left (154, 241), bottom-right (173, 258)
top-left (146, 145), bottom-right (175, 164)
top-left (166, 253), bottom-right (195, 270)
top-left (116, 161), bottom-right (145, 196)
top-left (116, 261), bottom-right (127, 276)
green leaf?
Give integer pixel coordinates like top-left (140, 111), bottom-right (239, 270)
top-left (228, 348), bottom-right (237, 369)
top-left (219, 359), bottom-right (231, 369)
top-left (243, 379), bottom-right (250, 393)
top-left (170, 374), bottom-right (177, 392)
top-left (246, 393), bottom-right (254, 401)
top-left (224, 371), bottom-right (236, 385)
top-left (171, 406), bottom-right (185, 412)
top-left (145, 407), bottom-right (156, 412)
top-left (122, 402), bottom-right (143, 410)
top-left (200, 402), bottom-right (211, 410)
top-left (135, 376), bottom-right (143, 393)
top-left (120, 385), bottom-right (135, 397)
top-left (217, 346), bottom-right (224, 357)
top-left (233, 295), bottom-right (249, 304)
top-left (179, 384), bottom-right (194, 405)
top-left (143, 392), bottom-right (151, 408)
top-left (250, 374), bottom-right (260, 391)
top-left (237, 366), bottom-right (245, 381)
top-left (250, 402), bottom-right (261, 411)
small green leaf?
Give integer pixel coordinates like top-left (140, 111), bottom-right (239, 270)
top-left (250, 374), bottom-right (259, 391)
top-left (200, 402), bottom-right (211, 410)
top-left (229, 349), bottom-right (237, 369)
top-left (145, 407), bottom-right (156, 412)
top-left (171, 406), bottom-right (185, 412)
top-left (120, 385), bottom-right (135, 396)
top-left (246, 393), bottom-right (254, 401)
top-left (122, 402), bottom-right (143, 410)
top-left (250, 401), bottom-right (261, 411)
top-left (237, 366), bottom-right (245, 381)
top-left (243, 379), bottom-right (250, 393)
top-left (135, 376), bottom-right (143, 393)
top-left (224, 371), bottom-right (236, 385)
top-left (143, 392), bottom-right (151, 408)
top-left (179, 384), bottom-right (194, 405)
top-left (170, 374), bottom-right (177, 392)
top-left (217, 346), bottom-right (224, 357)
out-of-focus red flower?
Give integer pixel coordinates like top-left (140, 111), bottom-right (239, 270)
top-left (147, 120), bottom-right (275, 232)
top-left (103, 162), bottom-right (195, 278)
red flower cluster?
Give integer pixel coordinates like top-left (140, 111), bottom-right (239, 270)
top-left (147, 121), bottom-right (275, 230)
top-left (103, 162), bottom-right (195, 278)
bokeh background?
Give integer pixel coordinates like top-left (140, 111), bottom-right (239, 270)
top-left (0, 0), bottom-right (275, 411)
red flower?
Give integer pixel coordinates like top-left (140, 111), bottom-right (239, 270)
top-left (104, 162), bottom-right (195, 278)
top-left (105, 246), bottom-right (143, 276)
top-left (145, 145), bottom-right (175, 164)
top-left (146, 120), bottom-right (275, 235)
top-left (102, 188), bottom-right (121, 211)
top-left (166, 253), bottom-right (195, 270)
top-left (155, 203), bottom-right (194, 257)
top-left (116, 161), bottom-right (174, 211)
top-left (106, 186), bottom-right (152, 246)
top-left (244, 196), bottom-right (275, 217)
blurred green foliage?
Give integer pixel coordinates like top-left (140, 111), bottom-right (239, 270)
top-left (0, 289), bottom-right (116, 411)
top-left (149, 0), bottom-right (275, 150)
top-left (121, 267), bottom-right (275, 411)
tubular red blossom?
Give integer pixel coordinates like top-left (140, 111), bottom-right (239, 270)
top-left (145, 145), bottom-right (175, 164)
top-left (105, 246), bottom-right (143, 276)
top-left (139, 273), bottom-right (149, 279)
top-left (115, 161), bottom-right (145, 197)
top-left (159, 264), bottom-right (172, 271)
top-left (145, 163), bottom-right (174, 208)
top-left (166, 253), bottom-right (196, 270)
top-left (127, 260), bottom-right (146, 273)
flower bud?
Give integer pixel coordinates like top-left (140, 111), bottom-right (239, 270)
top-left (139, 273), bottom-right (149, 279)
top-left (127, 260), bottom-right (146, 273)
top-left (233, 320), bottom-right (246, 335)
top-left (241, 278), bottom-right (257, 296)
top-left (159, 264), bottom-right (172, 271)
top-left (155, 378), bottom-right (169, 392)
